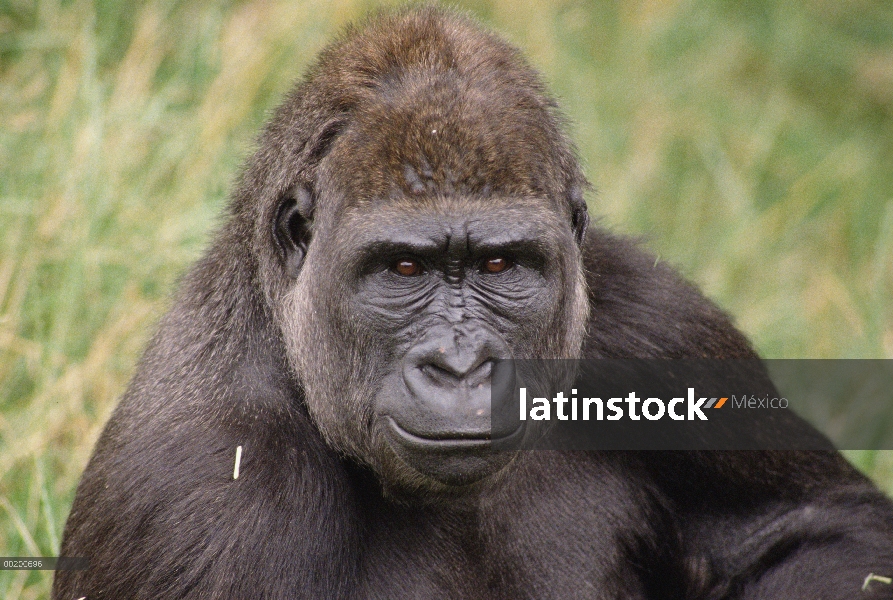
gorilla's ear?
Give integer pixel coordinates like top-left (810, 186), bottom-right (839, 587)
top-left (275, 185), bottom-right (314, 278)
top-left (569, 185), bottom-right (590, 245)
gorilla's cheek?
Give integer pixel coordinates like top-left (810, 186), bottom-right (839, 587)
top-left (278, 275), bottom-right (380, 460)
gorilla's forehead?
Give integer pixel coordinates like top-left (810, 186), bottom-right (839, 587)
top-left (322, 71), bottom-right (570, 205)
top-left (331, 196), bottom-right (570, 257)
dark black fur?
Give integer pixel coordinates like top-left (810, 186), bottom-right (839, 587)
top-left (54, 7), bottom-right (893, 599)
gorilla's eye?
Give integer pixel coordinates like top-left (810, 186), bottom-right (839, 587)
top-left (394, 259), bottom-right (423, 277)
top-left (483, 257), bottom-right (512, 274)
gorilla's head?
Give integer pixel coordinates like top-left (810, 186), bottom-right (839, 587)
top-left (250, 8), bottom-right (589, 493)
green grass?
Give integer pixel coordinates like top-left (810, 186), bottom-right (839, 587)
top-left (1, 1), bottom-right (892, 597)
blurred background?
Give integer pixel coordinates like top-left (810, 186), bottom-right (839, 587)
top-left (1, 0), bottom-right (892, 596)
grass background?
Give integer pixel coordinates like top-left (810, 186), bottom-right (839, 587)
top-left (1, 0), bottom-right (892, 596)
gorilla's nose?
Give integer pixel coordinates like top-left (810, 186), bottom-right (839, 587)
top-left (419, 345), bottom-right (493, 388)
top-left (408, 324), bottom-right (505, 389)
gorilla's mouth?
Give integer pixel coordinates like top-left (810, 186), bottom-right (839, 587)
top-left (385, 416), bottom-right (492, 447)
top-left (381, 416), bottom-right (523, 486)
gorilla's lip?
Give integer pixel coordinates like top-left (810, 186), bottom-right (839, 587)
top-left (383, 416), bottom-right (524, 450)
top-left (384, 417), bottom-right (492, 448)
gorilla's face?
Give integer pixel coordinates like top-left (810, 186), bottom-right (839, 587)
top-left (269, 62), bottom-right (590, 493)
top-left (278, 191), bottom-right (587, 493)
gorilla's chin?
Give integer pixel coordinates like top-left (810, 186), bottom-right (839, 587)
top-left (381, 416), bottom-right (517, 487)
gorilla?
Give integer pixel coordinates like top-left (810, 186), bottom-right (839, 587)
top-left (54, 7), bottom-right (893, 600)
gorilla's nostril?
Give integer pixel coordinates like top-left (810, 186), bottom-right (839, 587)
top-left (420, 362), bottom-right (459, 384)
top-left (469, 359), bottom-right (493, 382)
top-left (445, 358), bottom-right (493, 389)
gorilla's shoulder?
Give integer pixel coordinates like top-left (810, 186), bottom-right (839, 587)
top-left (581, 228), bottom-right (757, 359)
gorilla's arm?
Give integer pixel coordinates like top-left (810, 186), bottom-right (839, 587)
top-left (53, 241), bottom-right (359, 599)
top-left (581, 230), bottom-right (893, 599)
